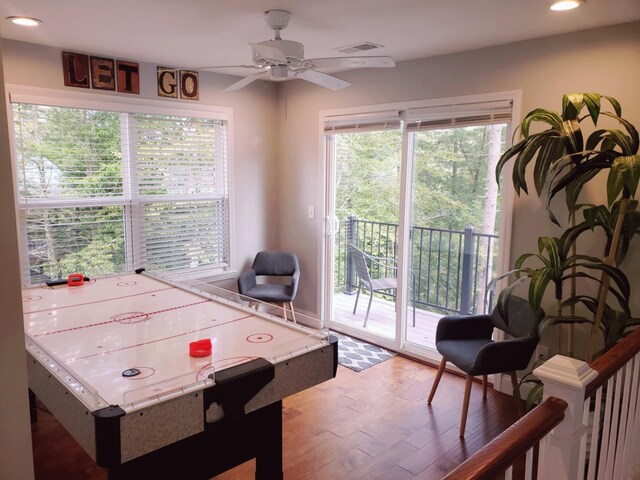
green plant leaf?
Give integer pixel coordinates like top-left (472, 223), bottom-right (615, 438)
top-left (565, 168), bottom-right (599, 215)
top-left (526, 383), bottom-right (544, 411)
top-left (496, 138), bottom-right (527, 185)
top-left (520, 109), bottom-right (563, 138)
top-left (533, 136), bottom-right (566, 195)
top-left (563, 93), bottom-right (584, 120)
top-left (603, 95), bottom-right (622, 117)
top-left (583, 93), bottom-right (602, 124)
top-left (586, 129), bottom-right (608, 152)
top-left (599, 113), bottom-right (639, 153)
top-left (530, 267), bottom-right (554, 307)
top-left (607, 155), bottom-right (640, 205)
top-left (538, 237), bottom-right (561, 268)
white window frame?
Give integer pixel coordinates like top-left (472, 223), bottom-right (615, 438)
top-left (6, 85), bottom-right (235, 286)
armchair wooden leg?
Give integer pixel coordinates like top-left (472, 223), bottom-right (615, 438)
top-left (289, 302), bottom-right (297, 324)
top-left (509, 372), bottom-right (524, 415)
top-left (460, 374), bottom-right (474, 437)
top-left (482, 375), bottom-right (488, 399)
top-left (282, 302), bottom-right (288, 321)
top-left (428, 357), bottom-right (447, 404)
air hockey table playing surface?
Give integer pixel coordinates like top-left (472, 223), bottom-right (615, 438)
top-left (24, 271), bottom-right (337, 479)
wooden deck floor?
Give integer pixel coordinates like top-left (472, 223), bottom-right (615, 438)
top-left (332, 292), bottom-right (440, 350)
top-left (31, 356), bottom-right (523, 479)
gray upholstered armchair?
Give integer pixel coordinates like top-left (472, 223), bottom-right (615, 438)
top-left (427, 295), bottom-right (544, 436)
top-left (237, 251), bottom-right (300, 323)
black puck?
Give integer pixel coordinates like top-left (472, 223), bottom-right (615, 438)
top-left (122, 368), bottom-right (141, 377)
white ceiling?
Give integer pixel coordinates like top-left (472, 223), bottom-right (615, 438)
top-left (1, 0), bottom-right (639, 78)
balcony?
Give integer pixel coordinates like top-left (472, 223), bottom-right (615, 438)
top-left (332, 216), bottom-right (499, 349)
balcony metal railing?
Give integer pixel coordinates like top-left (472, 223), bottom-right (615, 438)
top-left (335, 215), bottom-right (499, 316)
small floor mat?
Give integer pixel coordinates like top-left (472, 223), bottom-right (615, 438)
top-left (330, 331), bottom-right (397, 372)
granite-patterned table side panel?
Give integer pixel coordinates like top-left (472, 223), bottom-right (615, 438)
top-left (120, 391), bottom-right (204, 463)
top-left (27, 352), bottom-right (97, 460)
top-left (245, 343), bottom-right (335, 413)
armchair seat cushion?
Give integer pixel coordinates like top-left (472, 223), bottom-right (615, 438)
top-left (242, 284), bottom-right (293, 303)
top-left (436, 338), bottom-right (494, 375)
top-left (370, 277), bottom-right (397, 291)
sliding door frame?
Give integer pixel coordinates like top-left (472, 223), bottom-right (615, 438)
top-left (320, 91), bottom-right (521, 392)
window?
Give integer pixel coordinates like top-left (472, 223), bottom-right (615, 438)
top-left (12, 100), bottom-right (230, 285)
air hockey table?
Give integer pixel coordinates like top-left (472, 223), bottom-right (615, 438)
top-left (23, 270), bottom-right (337, 479)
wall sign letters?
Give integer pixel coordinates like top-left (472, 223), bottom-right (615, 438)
top-left (116, 60), bottom-right (140, 94)
top-left (63, 51), bottom-right (200, 102)
top-left (64, 51), bottom-right (139, 95)
top-left (62, 52), bottom-right (90, 88)
top-left (157, 67), bottom-right (199, 101)
top-left (180, 70), bottom-right (199, 101)
top-left (157, 67), bottom-right (178, 98)
top-left (90, 56), bottom-right (115, 91)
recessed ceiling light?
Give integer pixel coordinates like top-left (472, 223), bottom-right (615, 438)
top-left (6, 16), bottom-right (43, 27)
top-left (550, 0), bottom-right (584, 11)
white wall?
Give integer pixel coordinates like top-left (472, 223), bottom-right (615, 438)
top-left (1, 39), bottom-right (281, 279)
top-left (276, 22), bottom-right (640, 348)
top-left (0, 39), bottom-right (35, 480)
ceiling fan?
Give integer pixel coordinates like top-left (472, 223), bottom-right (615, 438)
top-left (201, 9), bottom-right (396, 92)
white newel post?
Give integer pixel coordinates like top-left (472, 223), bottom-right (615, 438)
top-left (534, 355), bottom-right (598, 480)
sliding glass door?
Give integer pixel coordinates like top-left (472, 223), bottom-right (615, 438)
top-left (404, 122), bottom-right (507, 351)
top-left (327, 118), bottom-right (402, 341)
top-left (323, 95), bottom-right (517, 357)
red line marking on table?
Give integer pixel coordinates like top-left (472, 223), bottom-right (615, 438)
top-left (23, 295), bottom-right (42, 302)
top-left (68, 314), bottom-right (256, 362)
top-left (23, 286), bottom-right (176, 315)
top-left (246, 333), bottom-right (274, 343)
top-left (34, 300), bottom-right (210, 337)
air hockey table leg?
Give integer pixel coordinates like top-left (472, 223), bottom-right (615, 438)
top-left (29, 389), bottom-right (37, 423)
top-left (255, 400), bottom-right (283, 480)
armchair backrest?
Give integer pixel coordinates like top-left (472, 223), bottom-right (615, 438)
top-left (251, 251), bottom-right (300, 297)
top-left (348, 244), bottom-right (372, 286)
top-left (252, 251), bottom-right (299, 276)
top-left (490, 295), bottom-right (544, 339)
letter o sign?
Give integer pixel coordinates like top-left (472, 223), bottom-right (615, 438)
top-left (180, 70), bottom-right (199, 101)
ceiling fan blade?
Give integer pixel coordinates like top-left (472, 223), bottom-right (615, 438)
top-left (295, 70), bottom-right (351, 90)
top-left (250, 43), bottom-right (287, 64)
top-left (308, 56), bottom-right (396, 70)
top-left (224, 70), bottom-right (268, 92)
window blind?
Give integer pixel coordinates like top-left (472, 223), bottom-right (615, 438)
top-left (12, 102), bottom-right (230, 285)
top-left (405, 100), bottom-right (513, 131)
top-left (323, 110), bottom-right (401, 134)
top-left (129, 113), bottom-right (229, 275)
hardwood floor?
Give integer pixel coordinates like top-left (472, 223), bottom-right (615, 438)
top-left (31, 356), bottom-right (521, 479)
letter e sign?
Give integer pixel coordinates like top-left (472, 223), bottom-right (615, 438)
top-left (90, 56), bottom-right (115, 91)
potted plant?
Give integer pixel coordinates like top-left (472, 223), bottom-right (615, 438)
top-left (494, 93), bottom-right (639, 367)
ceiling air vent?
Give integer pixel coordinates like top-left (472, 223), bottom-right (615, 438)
top-left (335, 42), bottom-right (383, 54)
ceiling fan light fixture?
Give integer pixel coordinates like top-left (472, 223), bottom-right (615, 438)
top-left (550, 0), bottom-right (584, 11)
top-left (6, 16), bottom-right (42, 26)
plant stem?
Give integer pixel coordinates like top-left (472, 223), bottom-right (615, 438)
top-left (568, 210), bottom-right (576, 358)
top-left (585, 195), bottom-right (630, 361)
